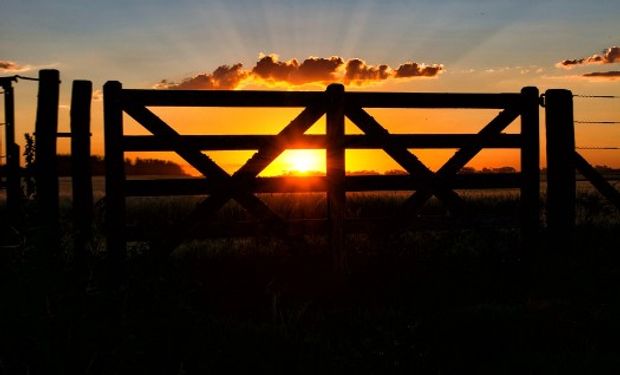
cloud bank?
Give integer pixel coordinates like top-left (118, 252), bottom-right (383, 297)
top-left (558, 46), bottom-right (620, 69)
top-left (156, 54), bottom-right (443, 90)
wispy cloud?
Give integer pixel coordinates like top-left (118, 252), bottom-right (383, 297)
top-left (582, 71), bottom-right (620, 80)
top-left (155, 63), bottom-right (248, 90)
top-left (0, 60), bottom-right (31, 73)
top-left (157, 54), bottom-right (444, 90)
top-left (481, 65), bottom-right (543, 74)
top-left (557, 46), bottom-right (620, 69)
top-left (393, 62), bottom-right (443, 78)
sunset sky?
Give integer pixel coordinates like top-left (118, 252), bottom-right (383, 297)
top-left (2, 0), bottom-right (619, 175)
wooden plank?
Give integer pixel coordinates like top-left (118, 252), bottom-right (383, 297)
top-left (544, 89), bottom-right (576, 235)
top-left (399, 108), bottom-right (520, 215)
top-left (519, 87), bottom-right (540, 241)
top-left (346, 106), bottom-right (465, 214)
top-left (103, 81), bottom-right (127, 262)
top-left (122, 89), bottom-right (324, 107)
top-left (70, 80), bottom-right (94, 257)
top-left (122, 133), bottom-right (522, 151)
top-left (326, 84), bottom-right (347, 273)
top-left (124, 173), bottom-right (522, 196)
top-left (34, 69), bottom-right (60, 243)
top-left (575, 152), bottom-right (620, 210)
top-left (346, 92), bottom-right (521, 109)
top-left (343, 133), bottom-right (521, 150)
top-left (123, 89), bottom-right (521, 108)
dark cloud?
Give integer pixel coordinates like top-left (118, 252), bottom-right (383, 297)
top-left (0, 60), bottom-right (26, 72)
top-left (582, 71), bottom-right (620, 79)
top-left (558, 46), bottom-right (620, 68)
top-left (155, 63), bottom-right (248, 90)
top-left (344, 58), bottom-right (390, 84)
top-left (157, 54), bottom-right (443, 90)
top-left (394, 62), bottom-right (443, 78)
top-left (293, 56), bottom-right (343, 83)
top-left (252, 55), bottom-right (298, 82)
top-left (252, 54), bottom-right (343, 85)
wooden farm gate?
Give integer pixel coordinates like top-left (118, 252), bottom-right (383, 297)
top-left (103, 83), bottom-right (540, 267)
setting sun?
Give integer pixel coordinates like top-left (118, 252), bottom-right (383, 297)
top-left (284, 150), bottom-right (324, 174)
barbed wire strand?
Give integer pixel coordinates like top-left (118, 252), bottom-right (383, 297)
top-left (14, 75), bottom-right (39, 81)
top-left (576, 121), bottom-right (620, 125)
top-left (574, 94), bottom-right (620, 99)
top-left (576, 147), bottom-right (620, 150)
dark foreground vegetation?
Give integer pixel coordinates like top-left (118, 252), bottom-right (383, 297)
top-left (1, 191), bottom-right (620, 374)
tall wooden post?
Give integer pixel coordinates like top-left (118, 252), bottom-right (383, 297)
top-left (70, 80), bottom-right (94, 258)
top-left (520, 87), bottom-right (540, 247)
top-left (1, 78), bottom-right (21, 220)
top-left (544, 89), bottom-right (576, 237)
top-left (34, 69), bottom-right (60, 236)
top-left (326, 83), bottom-right (346, 274)
top-left (103, 81), bottom-right (126, 265)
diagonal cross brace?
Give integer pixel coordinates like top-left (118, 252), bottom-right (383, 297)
top-left (400, 108), bottom-right (519, 215)
top-left (192, 103), bottom-right (326, 229)
top-left (124, 103), bottom-right (325, 253)
top-left (123, 104), bottom-right (280, 221)
top-left (345, 106), bottom-right (465, 213)
top-left (574, 151), bottom-right (620, 211)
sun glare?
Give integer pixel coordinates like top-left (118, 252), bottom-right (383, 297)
top-left (284, 150), bottom-right (323, 174)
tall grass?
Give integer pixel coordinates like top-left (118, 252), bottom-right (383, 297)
top-left (1, 191), bottom-right (620, 373)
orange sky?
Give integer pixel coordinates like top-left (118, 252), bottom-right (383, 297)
top-left (3, 0), bottom-right (619, 174)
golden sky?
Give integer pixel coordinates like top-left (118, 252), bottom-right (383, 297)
top-left (2, 1), bottom-right (619, 174)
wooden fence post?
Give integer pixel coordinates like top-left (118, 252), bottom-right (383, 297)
top-left (2, 79), bottom-right (21, 220)
top-left (103, 81), bottom-right (126, 265)
top-left (326, 83), bottom-right (346, 274)
top-left (34, 69), bottom-right (60, 237)
top-left (520, 87), bottom-right (540, 247)
top-left (544, 89), bottom-right (576, 237)
top-left (70, 80), bottom-right (94, 258)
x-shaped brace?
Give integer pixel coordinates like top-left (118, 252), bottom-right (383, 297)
top-left (124, 103), bottom-right (326, 254)
top-left (345, 106), bottom-right (519, 223)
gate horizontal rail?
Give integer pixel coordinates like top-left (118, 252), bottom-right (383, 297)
top-left (123, 134), bottom-right (522, 151)
top-left (124, 173), bottom-right (522, 196)
top-left (122, 89), bottom-right (522, 108)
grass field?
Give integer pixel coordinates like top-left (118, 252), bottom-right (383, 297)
top-left (1, 189), bottom-right (620, 374)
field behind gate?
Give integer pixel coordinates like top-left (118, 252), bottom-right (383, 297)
top-left (1, 189), bottom-right (620, 374)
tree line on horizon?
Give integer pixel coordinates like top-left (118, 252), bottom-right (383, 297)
top-left (40, 155), bottom-right (189, 176)
top-left (2, 158), bottom-right (620, 178)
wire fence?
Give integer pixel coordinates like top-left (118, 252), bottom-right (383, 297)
top-left (571, 94), bottom-right (620, 152)
top-left (572, 94), bottom-right (620, 129)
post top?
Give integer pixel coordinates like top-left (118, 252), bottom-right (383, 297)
top-left (103, 80), bottom-right (122, 90)
top-left (39, 69), bottom-right (60, 78)
top-left (544, 88), bottom-right (573, 96)
top-left (326, 83), bottom-right (345, 94)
